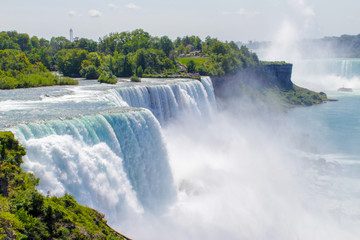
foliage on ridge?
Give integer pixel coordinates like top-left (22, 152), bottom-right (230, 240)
top-left (0, 131), bottom-right (128, 240)
top-left (0, 29), bottom-right (260, 87)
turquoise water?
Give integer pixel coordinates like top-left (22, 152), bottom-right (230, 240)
top-left (289, 91), bottom-right (360, 156)
top-left (2, 70), bottom-right (360, 238)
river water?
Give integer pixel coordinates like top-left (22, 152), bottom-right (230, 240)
top-left (1, 67), bottom-right (360, 239)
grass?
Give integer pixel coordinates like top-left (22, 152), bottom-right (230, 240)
top-left (0, 72), bottom-right (78, 89)
top-left (260, 61), bottom-right (290, 65)
top-left (177, 57), bottom-right (211, 66)
top-left (279, 84), bottom-right (330, 106)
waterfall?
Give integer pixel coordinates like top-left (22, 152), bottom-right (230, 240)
top-left (3, 76), bottom-right (218, 229)
top-left (340, 59), bottom-right (353, 78)
top-left (201, 76), bottom-right (217, 108)
top-left (102, 78), bottom-right (215, 124)
top-left (11, 109), bottom-right (176, 221)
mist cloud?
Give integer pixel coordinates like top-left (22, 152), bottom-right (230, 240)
top-left (115, 89), bottom-right (360, 239)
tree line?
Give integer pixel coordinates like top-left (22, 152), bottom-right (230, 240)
top-left (0, 29), bottom-right (260, 88)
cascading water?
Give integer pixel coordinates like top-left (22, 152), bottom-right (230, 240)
top-left (1, 77), bottom-right (217, 228)
top-left (341, 59), bottom-right (353, 78)
top-left (4, 74), bottom-right (360, 239)
top-left (11, 109), bottom-right (176, 221)
top-left (200, 76), bottom-right (217, 108)
top-left (102, 78), bottom-right (215, 124)
top-left (293, 58), bottom-right (360, 78)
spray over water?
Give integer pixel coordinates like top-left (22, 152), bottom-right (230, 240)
top-left (3, 77), bottom-right (360, 239)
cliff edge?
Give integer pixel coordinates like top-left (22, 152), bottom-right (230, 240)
top-left (211, 62), bottom-right (329, 107)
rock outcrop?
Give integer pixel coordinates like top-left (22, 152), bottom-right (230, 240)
top-left (211, 63), bottom-right (294, 100)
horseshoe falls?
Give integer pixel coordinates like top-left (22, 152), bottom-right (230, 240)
top-left (290, 58), bottom-right (360, 92)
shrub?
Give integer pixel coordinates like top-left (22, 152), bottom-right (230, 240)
top-left (130, 75), bottom-right (141, 82)
top-left (98, 71), bottom-right (117, 84)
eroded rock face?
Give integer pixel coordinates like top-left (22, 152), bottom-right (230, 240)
top-left (210, 64), bottom-right (294, 100)
top-left (263, 64), bottom-right (293, 90)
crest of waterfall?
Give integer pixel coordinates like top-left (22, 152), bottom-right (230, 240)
top-left (102, 78), bottom-right (216, 124)
top-left (11, 109), bottom-right (176, 221)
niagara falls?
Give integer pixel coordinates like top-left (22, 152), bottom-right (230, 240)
top-left (1, 0), bottom-right (360, 239)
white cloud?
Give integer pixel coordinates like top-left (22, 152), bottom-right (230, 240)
top-left (88, 9), bottom-right (102, 18)
top-left (126, 3), bottom-right (139, 9)
top-left (68, 10), bottom-right (76, 17)
top-left (108, 3), bottom-right (119, 9)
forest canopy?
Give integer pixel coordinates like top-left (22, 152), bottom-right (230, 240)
top-left (0, 29), bottom-right (260, 88)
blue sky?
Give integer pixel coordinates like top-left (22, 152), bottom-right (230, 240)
top-left (0, 0), bottom-right (359, 42)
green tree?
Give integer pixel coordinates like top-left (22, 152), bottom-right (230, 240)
top-left (55, 49), bottom-right (88, 77)
top-left (0, 49), bottom-right (32, 72)
top-left (210, 41), bottom-right (227, 55)
top-left (30, 36), bottom-right (40, 49)
top-left (122, 55), bottom-right (133, 77)
top-left (136, 66), bottom-right (143, 77)
top-left (0, 32), bottom-right (20, 50)
top-left (75, 38), bottom-right (98, 52)
top-left (187, 60), bottom-right (196, 73)
top-left (50, 37), bottom-right (70, 55)
top-left (159, 36), bottom-right (174, 57)
top-left (16, 33), bottom-right (31, 51)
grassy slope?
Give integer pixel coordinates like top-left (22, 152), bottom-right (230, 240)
top-left (280, 85), bottom-right (330, 107)
top-left (0, 131), bottom-right (129, 240)
top-left (177, 57), bottom-right (210, 66)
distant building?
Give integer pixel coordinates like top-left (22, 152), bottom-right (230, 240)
top-left (70, 28), bottom-right (73, 42)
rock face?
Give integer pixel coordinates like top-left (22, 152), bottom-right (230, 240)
top-left (211, 64), bottom-right (294, 100)
top-left (262, 64), bottom-right (293, 90)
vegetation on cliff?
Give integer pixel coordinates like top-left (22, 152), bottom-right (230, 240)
top-left (0, 30), bottom-right (259, 88)
top-left (176, 37), bottom-right (259, 76)
top-left (212, 63), bottom-right (330, 108)
top-left (0, 131), bottom-right (129, 240)
top-left (279, 85), bottom-right (329, 106)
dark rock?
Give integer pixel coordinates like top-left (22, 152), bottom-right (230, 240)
top-left (211, 64), bottom-right (294, 101)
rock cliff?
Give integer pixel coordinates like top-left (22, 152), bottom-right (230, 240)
top-left (210, 63), bottom-right (328, 107)
top-left (211, 63), bottom-right (294, 100)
